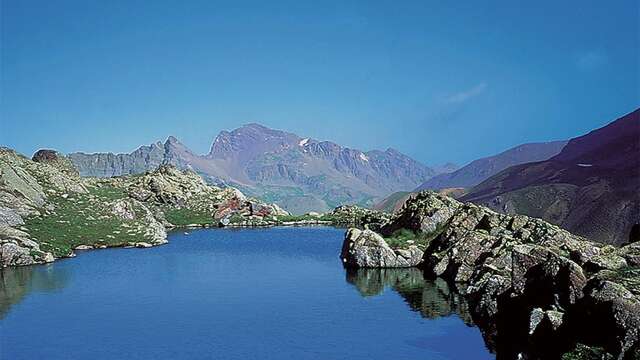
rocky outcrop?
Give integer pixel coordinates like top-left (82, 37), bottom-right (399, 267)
top-left (340, 228), bottom-right (422, 268)
top-left (0, 226), bottom-right (53, 267)
top-left (0, 148), bottom-right (81, 267)
top-left (121, 164), bottom-right (289, 227)
top-left (341, 191), bottom-right (640, 358)
top-left (329, 205), bottom-right (389, 229)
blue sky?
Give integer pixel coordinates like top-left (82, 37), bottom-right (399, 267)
top-left (1, 0), bottom-right (638, 166)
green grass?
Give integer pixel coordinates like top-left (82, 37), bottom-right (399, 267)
top-left (275, 214), bottom-right (334, 222)
top-left (162, 206), bottom-right (214, 226)
top-left (383, 225), bottom-right (446, 250)
top-left (89, 184), bottom-right (127, 200)
top-left (24, 184), bottom-right (147, 257)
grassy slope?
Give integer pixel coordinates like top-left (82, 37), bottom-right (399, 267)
top-left (24, 184), bottom-right (152, 257)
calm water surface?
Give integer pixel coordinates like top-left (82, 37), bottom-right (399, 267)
top-left (0, 227), bottom-right (493, 359)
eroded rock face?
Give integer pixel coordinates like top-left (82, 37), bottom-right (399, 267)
top-left (380, 191), bottom-right (461, 237)
top-left (340, 228), bottom-right (422, 268)
top-left (124, 164), bottom-right (289, 225)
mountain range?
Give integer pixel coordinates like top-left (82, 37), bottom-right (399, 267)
top-left (416, 140), bottom-right (568, 191)
top-left (69, 124), bottom-right (442, 213)
top-left (462, 108), bottom-right (639, 245)
top-left (69, 109), bottom-right (639, 244)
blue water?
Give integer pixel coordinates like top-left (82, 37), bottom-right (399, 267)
top-left (0, 227), bottom-right (492, 359)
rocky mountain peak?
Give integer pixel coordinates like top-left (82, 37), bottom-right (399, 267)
top-left (69, 123), bottom-right (436, 213)
top-left (163, 136), bottom-right (197, 159)
top-left (165, 135), bottom-right (180, 144)
top-left (208, 123), bottom-right (300, 162)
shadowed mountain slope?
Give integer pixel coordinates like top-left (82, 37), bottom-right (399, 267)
top-left (462, 108), bottom-right (640, 245)
top-left (416, 140), bottom-right (567, 191)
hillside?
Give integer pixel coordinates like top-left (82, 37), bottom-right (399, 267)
top-left (416, 140), bottom-right (567, 190)
top-left (462, 109), bottom-right (640, 245)
top-left (372, 191), bottom-right (412, 213)
top-left (70, 124), bottom-right (435, 214)
top-left (0, 148), bottom-right (290, 267)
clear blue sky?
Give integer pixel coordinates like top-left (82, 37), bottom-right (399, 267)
top-left (1, 0), bottom-right (638, 166)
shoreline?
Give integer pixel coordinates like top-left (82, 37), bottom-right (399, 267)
top-left (2, 222), bottom-right (349, 269)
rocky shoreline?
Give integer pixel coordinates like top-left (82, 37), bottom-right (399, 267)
top-left (0, 147), bottom-right (389, 268)
top-left (340, 191), bottom-right (639, 359)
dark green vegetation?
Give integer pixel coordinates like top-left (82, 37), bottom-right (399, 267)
top-left (383, 225), bottom-right (445, 250)
top-left (561, 344), bottom-right (613, 360)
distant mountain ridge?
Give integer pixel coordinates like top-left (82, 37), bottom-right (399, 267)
top-left (69, 124), bottom-right (437, 213)
top-left (416, 140), bottom-right (568, 191)
top-left (462, 108), bottom-right (640, 245)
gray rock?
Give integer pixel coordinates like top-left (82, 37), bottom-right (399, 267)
top-left (0, 207), bottom-right (24, 227)
top-left (340, 229), bottom-right (423, 268)
top-left (111, 199), bottom-right (136, 220)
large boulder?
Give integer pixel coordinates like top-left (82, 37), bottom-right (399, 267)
top-left (380, 191), bottom-right (460, 236)
top-left (0, 226), bottom-right (54, 267)
top-left (32, 149), bottom-right (80, 177)
top-left (340, 228), bottom-right (423, 268)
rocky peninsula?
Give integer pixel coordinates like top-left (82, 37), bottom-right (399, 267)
top-left (341, 191), bottom-right (639, 359)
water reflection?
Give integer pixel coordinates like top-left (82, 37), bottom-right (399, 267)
top-left (0, 264), bottom-right (70, 319)
top-left (345, 267), bottom-right (473, 326)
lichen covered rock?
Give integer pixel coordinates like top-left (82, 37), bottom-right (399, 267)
top-left (340, 191), bottom-right (640, 359)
